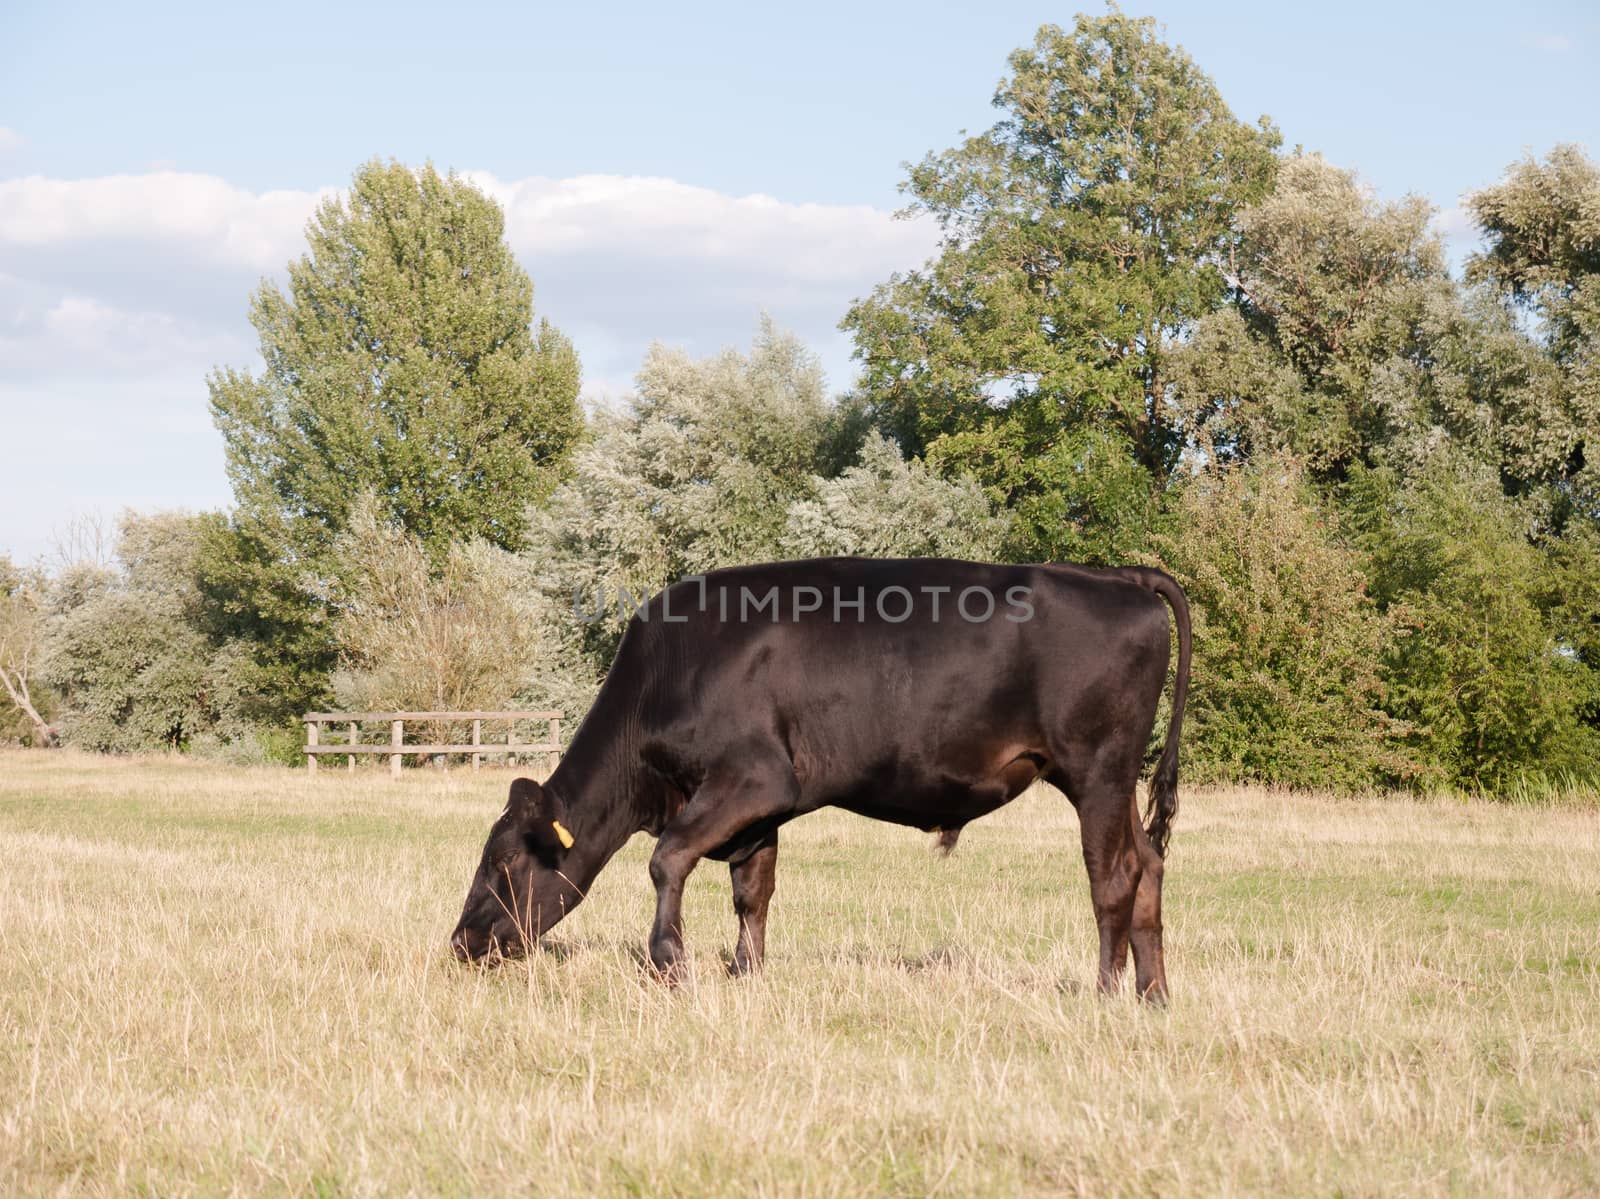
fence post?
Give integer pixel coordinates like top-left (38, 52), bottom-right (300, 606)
top-left (548, 715), bottom-right (562, 778)
top-left (471, 719), bottom-right (481, 772)
top-left (348, 721), bottom-right (358, 772)
top-left (390, 719), bottom-right (403, 779)
top-left (306, 720), bottom-right (318, 773)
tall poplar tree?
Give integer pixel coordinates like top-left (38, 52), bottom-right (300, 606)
top-left (210, 159), bottom-right (582, 559)
top-left (203, 159), bottom-right (583, 722)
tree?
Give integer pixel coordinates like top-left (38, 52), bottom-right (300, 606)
top-left (205, 159), bottom-right (582, 721)
top-left (1205, 154), bottom-right (1447, 476)
top-left (332, 497), bottom-right (585, 721)
top-left (1345, 461), bottom-right (1600, 792)
top-left (1174, 155), bottom-right (1573, 505)
top-left (534, 324), bottom-right (834, 666)
top-left (211, 160), bottom-right (582, 558)
top-left (190, 512), bottom-right (336, 728)
top-left (782, 434), bottom-right (1010, 559)
top-left (0, 555), bottom-right (58, 746)
top-left (1151, 458), bottom-right (1407, 789)
top-left (843, 12), bottom-right (1279, 556)
top-left (925, 422), bottom-right (1162, 563)
top-left (41, 513), bottom-right (238, 754)
top-left (1171, 154), bottom-right (1482, 480)
top-left (1466, 145), bottom-right (1600, 521)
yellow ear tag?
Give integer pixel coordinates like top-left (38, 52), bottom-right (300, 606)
top-left (551, 820), bottom-right (575, 850)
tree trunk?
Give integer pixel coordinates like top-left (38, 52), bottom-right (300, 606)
top-left (0, 666), bottom-right (58, 747)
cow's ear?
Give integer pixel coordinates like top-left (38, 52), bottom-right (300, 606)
top-left (507, 777), bottom-right (543, 822)
top-left (508, 778), bottom-right (573, 854)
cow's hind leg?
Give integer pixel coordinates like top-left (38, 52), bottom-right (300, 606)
top-left (728, 831), bottom-right (778, 976)
top-left (648, 747), bottom-right (799, 982)
top-left (1053, 759), bottom-right (1146, 998)
top-left (1081, 790), bottom-right (1141, 996)
top-left (1128, 797), bottom-right (1168, 1003)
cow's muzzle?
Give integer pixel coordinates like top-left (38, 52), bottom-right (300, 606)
top-left (450, 926), bottom-right (523, 963)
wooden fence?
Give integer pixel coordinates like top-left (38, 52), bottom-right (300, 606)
top-left (303, 710), bottom-right (563, 777)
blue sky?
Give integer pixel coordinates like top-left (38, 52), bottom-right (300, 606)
top-left (2, 0), bottom-right (1596, 561)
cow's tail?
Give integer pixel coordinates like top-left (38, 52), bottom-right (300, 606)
top-left (1123, 567), bottom-right (1191, 858)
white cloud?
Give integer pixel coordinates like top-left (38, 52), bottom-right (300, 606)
top-left (1431, 203), bottom-right (1482, 268)
top-left (1525, 33), bottom-right (1573, 54)
top-left (0, 127), bottom-right (23, 153)
top-left (0, 167), bottom-right (938, 559)
top-left (1432, 203), bottom-right (1477, 242)
top-left (0, 171), bottom-right (334, 269)
top-left (0, 170), bottom-right (933, 358)
top-left (0, 168), bottom-right (931, 290)
top-left (0, 167), bottom-right (930, 363)
top-left (466, 171), bottom-right (932, 284)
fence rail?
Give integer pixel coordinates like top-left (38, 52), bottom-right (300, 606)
top-left (303, 710), bottom-right (563, 778)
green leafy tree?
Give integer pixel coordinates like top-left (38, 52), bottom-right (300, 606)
top-left (205, 159), bottom-right (582, 722)
top-left (844, 12), bottom-right (1280, 556)
top-left (211, 160), bottom-right (582, 558)
top-left (41, 514), bottom-right (239, 754)
top-left (1346, 462), bottom-right (1600, 791)
top-left (191, 513), bottom-right (336, 727)
top-left (926, 423), bottom-right (1161, 563)
top-left (1169, 154), bottom-right (1536, 486)
top-left (1372, 289), bottom-right (1564, 489)
top-left (1208, 154), bottom-right (1447, 476)
top-left (1175, 155), bottom-right (1570, 503)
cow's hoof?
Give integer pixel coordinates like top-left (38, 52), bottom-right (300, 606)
top-left (726, 954), bottom-right (761, 978)
top-left (647, 942), bottom-right (686, 986)
top-left (1138, 983), bottom-right (1170, 1007)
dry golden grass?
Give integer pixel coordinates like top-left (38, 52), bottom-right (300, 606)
top-left (1, 749), bottom-right (1597, 1196)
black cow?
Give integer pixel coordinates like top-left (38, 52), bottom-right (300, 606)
top-left (451, 557), bottom-right (1190, 1001)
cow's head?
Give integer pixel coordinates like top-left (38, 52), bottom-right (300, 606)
top-left (450, 777), bottom-right (582, 962)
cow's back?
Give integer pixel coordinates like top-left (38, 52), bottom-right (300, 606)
top-left (626, 558), bottom-right (1172, 823)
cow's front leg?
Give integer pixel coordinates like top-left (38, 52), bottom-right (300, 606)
top-left (647, 750), bottom-right (799, 983)
top-left (729, 832), bottom-right (778, 976)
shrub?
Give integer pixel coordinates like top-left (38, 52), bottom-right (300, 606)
top-left (332, 499), bottom-right (592, 742)
top-left (1347, 463), bottom-right (1600, 792)
top-left (1153, 457), bottom-right (1408, 789)
top-left (41, 514), bottom-right (239, 754)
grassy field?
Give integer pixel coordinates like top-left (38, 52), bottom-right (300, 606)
top-left (0, 751), bottom-right (1596, 1196)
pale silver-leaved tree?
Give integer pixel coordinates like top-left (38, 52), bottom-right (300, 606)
top-left (532, 323), bottom-right (832, 661)
top-left (782, 434), bottom-right (1009, 560)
